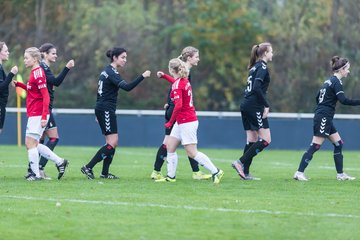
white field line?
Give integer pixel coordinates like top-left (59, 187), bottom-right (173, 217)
top-left (1, 195), bottom-right (359, 219)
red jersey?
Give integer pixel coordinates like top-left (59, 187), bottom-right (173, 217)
top-left (17, 67), bottom-right (49, 120)
top-left (167, 75), bottom-right (197, 124)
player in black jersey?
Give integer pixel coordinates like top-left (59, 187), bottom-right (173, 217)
top-left (31, 43), bottom-right (74, 179)
top-left (0, 42), bottom-right (18, 134)
top-left (232, 42), bottom-right (273, 180)
top-left (294, 56), bottom-right (359, 181)
top-left (81, 47), bottom-right (151, 180)
top-left (150, 46), bottom-right (212, 180)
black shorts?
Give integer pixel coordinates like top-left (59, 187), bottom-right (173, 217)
top-left (164, 104), bottom-right (174, 135)
top-left (95, 109), bottom-right (117, 135)
top-left (241, 110), bottom-right (269, 131)
top-left (45, 111), bottom-right (57, 131)
top-left (0, 104), bottom-right (5, 129)
top-left (313, 115), bottom-right (337, 137)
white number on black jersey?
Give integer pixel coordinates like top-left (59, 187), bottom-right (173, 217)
top-left (246, 76), bottom-right (253, 92)
top-left (98, 80), bottom-right (103, 96)
top-left (318, 88), bottom-right (326, 103)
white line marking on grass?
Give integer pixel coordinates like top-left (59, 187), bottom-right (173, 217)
top-left (1, 195), bottom-right (359, 219)
top-left (318, 166), bottom-right (360, 171)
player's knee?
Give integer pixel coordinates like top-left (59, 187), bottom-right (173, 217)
top-left (25, 137), bottom-right (38, 149)
top-left (333, 140), bottom-right (343, 153)
top-left (108, 141), bottom-right (118, 148)
top-left (186, 149), bottom-right (197, 159)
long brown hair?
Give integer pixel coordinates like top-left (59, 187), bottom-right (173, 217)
top-left (248, 42), bottom-right (272, 69)
top-left (179, 46), bottom-right (199, 62)
top-left (331, 56), bottom-right (349, 72)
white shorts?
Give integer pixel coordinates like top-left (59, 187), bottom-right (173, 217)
top-left (170, 120), bottom-right (198, 145)
top-left (26, 115), bottom-right (49, 141)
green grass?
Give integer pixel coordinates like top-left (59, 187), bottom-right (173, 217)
top-left (0, 145), bottom-right (359, 240)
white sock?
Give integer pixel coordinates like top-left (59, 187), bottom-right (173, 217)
top-left (28, 148), bottom-right (40, 177)
top-left (37, 144), bottom-right (63, 165)
top-left (194, 151), bottom-right (218, 174)
top-left (166, 152), bottom-right (178, 178)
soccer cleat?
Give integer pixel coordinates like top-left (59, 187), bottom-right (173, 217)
top-left (155, 176), bottom-right (176, 182)
top-left (337, 173), bottom-right (356, 181)
top-left (150, 170), bottom-right (163, 180)
top-left (232, 160), bottom-right (246, 179)
top-left (100, 173), bottom-right (119, 179)
top-left (212, 169), bottom-right (224, 184)
top-left (293, 171), bottom-right (309, 181)
top-left (39, 170), bottom-right (52, 180)
top-left (81, 165), bottom-right (95, 180)
top-left (192, 171), bottom-right (212, 180)
top-left (25, 173), bottom-right (42, 181)
top-left (244, 173), bottom-right (261, 181)
top-left (56, 159), bottom-right (69, 180)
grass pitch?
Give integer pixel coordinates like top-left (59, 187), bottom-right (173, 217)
top-left (0, 145), bottom-right (359, 240)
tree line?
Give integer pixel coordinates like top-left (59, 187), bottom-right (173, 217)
top-left (1, 0), bottom-right (360, 113)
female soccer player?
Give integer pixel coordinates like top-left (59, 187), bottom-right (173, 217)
top-left (294, 56), bottom-right (359, 181)
top-left (0, 42), bottom-right (18, 134)
top-left (232, 42), bottom-right (273, 180)
top-left (151, 46), bottom-right (212, 181)
top-left (81, 47), bottom-right (151, 179)
top-left (36, 43), bottom-right (75, 179)
top-left (15, 47), bottom-right (69, 181)
top-left (155, 58), bottom-right (224, 184)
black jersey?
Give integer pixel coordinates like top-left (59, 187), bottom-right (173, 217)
top-left (240, 60), bottom-right (270, 111)
top-left (315, 75), bottom-right (360, 117)
top-left (0, 64), bottom-right (14, 106)
top-left (95, 65), bottom-right (145, 111)
top-left (40, 62), bottom-right (70, 110)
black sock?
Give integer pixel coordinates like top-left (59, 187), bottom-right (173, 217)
top-left (298, 143), bottom-right (321, 172)
top-left (154, 144), bottom-right (167, 171)
top-left (240, 139), bottom-right (269, 164)
top-left (243, 142), bottom-right (255, 175)
top-left (27, 163), bottom-right (33, 174)
top-left (39, 138), bottom-right (59, 169)
top-left (333, 140), bottom-right (343, 174)
top-left (189, 157), bottom-right (200, 172)
top-left (102, 146), bottom-right (115, 175)
top-left (87, 144), bottom-right (114, 169)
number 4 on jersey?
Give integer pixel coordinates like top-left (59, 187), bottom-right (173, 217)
top-left (98, 80), bottom-right (103, 96)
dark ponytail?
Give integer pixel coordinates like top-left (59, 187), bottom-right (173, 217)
top-left (248, 42), bottom-right (272, 69)
top-left (331, 56), bottom-right (349, 72)
top-left (106, 47), bottom-right (127, 62)
top-left (39, 43), bottom-right (56, 59)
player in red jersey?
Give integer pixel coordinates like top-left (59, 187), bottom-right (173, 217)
top-left (151, 47), bottom-right (211, 181)
top-left (155, 58), bottom-right (224, 184)
top-left (14, 47), bottom-right (69, 181)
